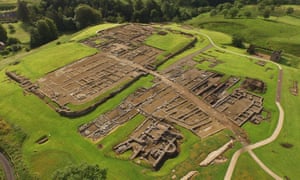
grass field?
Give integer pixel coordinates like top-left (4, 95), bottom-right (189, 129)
top-left (145, 29), bottom-right (195, 65)
top-left (252, 66), bottom-right (300, 179)
top-left (6, 42), bottom-right (97, 81)
top-left (187, 13), bottom-right (300, 67)
top-left (155, 24), bottom-right (210, 70)
top-left (145, 31), bottom-right (193, 52)
top-left (70, 23), bottom-right (120, 42)
top-left (232, 153), bottom-right (271, 179)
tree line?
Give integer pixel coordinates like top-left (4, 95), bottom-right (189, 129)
top-left (15, 0), bottom-right (300, 48)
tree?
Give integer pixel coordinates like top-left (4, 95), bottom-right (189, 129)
top-left (286, 7), bottom-right (294, 15)
top-left (30, 18), bottom-right (58, 48)
top-left (228, 7), bottom-right (239, 18)
top-left (263, 9), bottom-right (271, 19)
top-left (232, 34), bottom-right (244, 48)
top-left (0, 24), bottom-right (7, 42)
top-left (45, 18), bottom-right (58, 41)
top-left (30, 28), bottom-right (41, 48)
top-left (210, 9), bottom-right (217, 16)
top-left (244, 11), bottom-right (252, 18)
top-left (74, 4), bottom-right (102, 29)
top-left (52, 163), bottom-right (107, 180)
top-left (17, 1), bottom-right (30, 23)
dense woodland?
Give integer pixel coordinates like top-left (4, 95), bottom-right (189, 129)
top-left (2, 0), bottom-right (300, 48)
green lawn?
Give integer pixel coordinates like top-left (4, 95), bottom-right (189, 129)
top-left (155, 24), bottom-right (210, 70)
top-left (70, 23), bottom-right (120, 42)
top-left (252, 66), bottom-right (300, 179)
top-left (7, 42), bottom-right (97, 81)
top-left (232, 153), bottom-right (272, 180)
top-left (145, 31), bottom-right (193, 52)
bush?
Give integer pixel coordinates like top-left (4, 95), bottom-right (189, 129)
top-left (232, 34), bottom-right (244, 48)
top-left (286, 7), bottom-right (294, 15)
top-left (11, 45), bottom-right (22, 52)
top-left (0, 49), bottom-right (9, 56)
top-left (7, 37), bottom-right (20, 45)
top-left (52, 163), bottom-right (107, 180)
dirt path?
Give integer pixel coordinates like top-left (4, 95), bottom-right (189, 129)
top-left (194, 31), bottom-right (285, 180)
top-left (0, 152), bottom-right (15, 180)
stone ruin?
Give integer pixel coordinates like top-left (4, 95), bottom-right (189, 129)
top-left (163, 65), bottom-right (265, 127)
top-left (114, 119), bottom-right (182, 169)
top-left (246, 44), bottom-right (282, 62)
top-left (79, 102), bottom-right (138, 141)
top-left (241, 78), bottom-right (266, 94)
top-left (213, 89), bottom-right (264, 126)
top-left (290, 80), bottom-right (298, 96)
top-left (270, 50), bottom-right (282, 62)
top-left (83, 24), bottom-right (163, 69)
top-left (165, 68), bottom-right (240, 106)
top-left (79, 80), bottom-right (225, 142)
top-left (5, 71), bottom-right (44, 99)
top-left (37, 53), bottom-right (144, 107)
top-left (83, 24), bottom-right (195, 70)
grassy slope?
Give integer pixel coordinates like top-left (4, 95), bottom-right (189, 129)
top-left (6, 42), bottom-right (97, 81)
top-left (188, 14), bottom-right (300, 178)
top-left (232, 153), bottom-right (272, 179)
top-left (253, 66), bottom-right (300, 179)
top-left (2, 22), bottom-right (30, 44)
top-left (70, 23), bottom-right (120, 42)
top-left (156, 24), bottom-right (210, 70)
top-left (187, 13), bottom-right (300, 67)
top-left (145, 32), bottom-right (192, 52)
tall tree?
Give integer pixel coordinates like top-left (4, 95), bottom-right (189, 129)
top-left (17, 0), bottom-right (30, 23)
top-left (0, 24), bottom-right (7, 42)
top-left (30, 18), bottom-right (58, 48)
top-left (74, 4), bottom-right (102, 29)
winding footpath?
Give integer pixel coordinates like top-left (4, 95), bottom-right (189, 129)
top-left (0, 152), bottom-right (15, 180)
top-left (195, 31), bottom-right (284, 180)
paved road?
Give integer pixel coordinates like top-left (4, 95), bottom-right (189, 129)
top-left (194, 31), bottom-right (285, 180)
top-left (0, 152), bottom-right (15, 180)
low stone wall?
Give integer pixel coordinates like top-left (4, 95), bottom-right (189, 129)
top-left (154, 37), bottom-right (197, 69)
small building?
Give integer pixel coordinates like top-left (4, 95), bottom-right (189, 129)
top-left (270, 50), bottom-right (282, 62)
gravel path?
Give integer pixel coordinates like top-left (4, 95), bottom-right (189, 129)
top-left (0, 152), bottom-right (15, 180)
